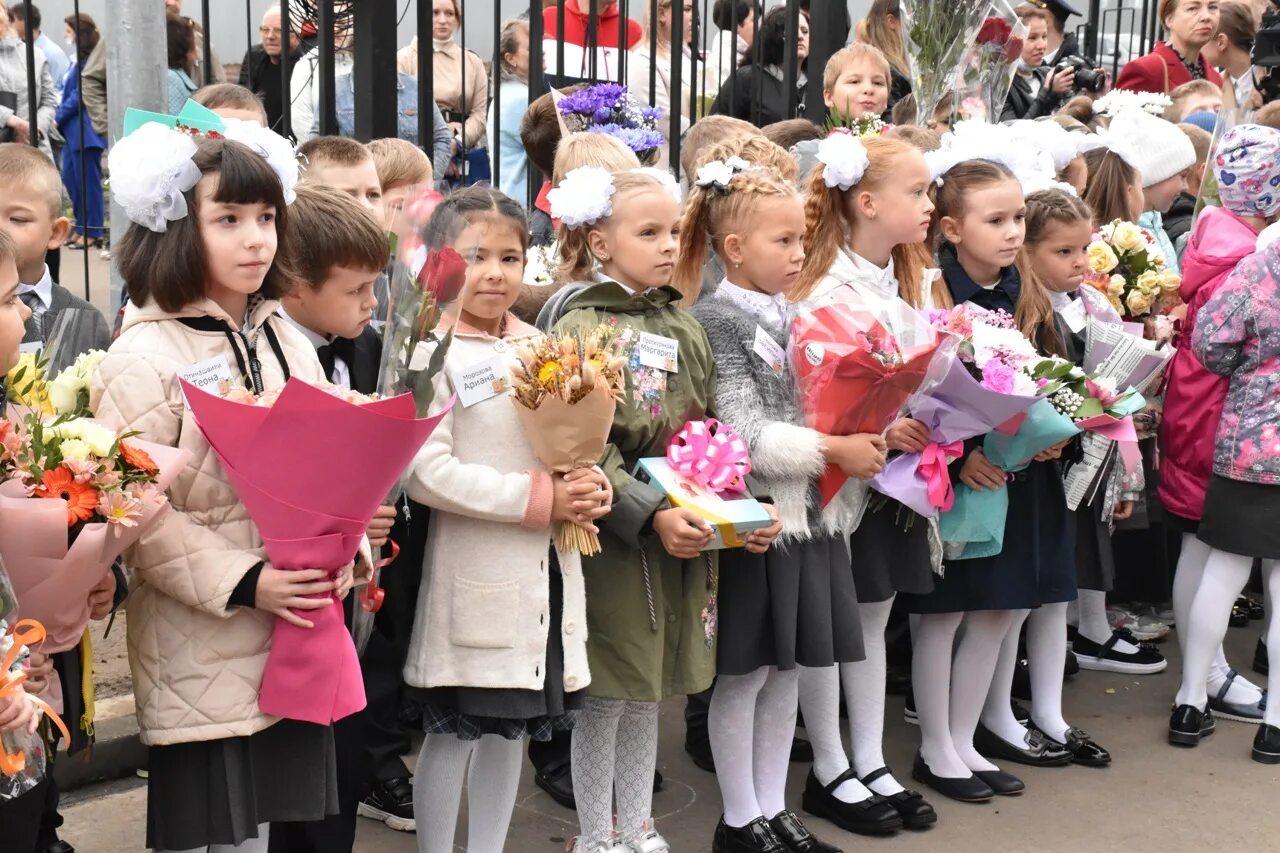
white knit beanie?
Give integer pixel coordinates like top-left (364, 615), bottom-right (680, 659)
top-left (1106, 109), bottom-right (1196, 187)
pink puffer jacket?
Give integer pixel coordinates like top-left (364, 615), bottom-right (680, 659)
top-left (1158, 207), bottom-right (1260, 521)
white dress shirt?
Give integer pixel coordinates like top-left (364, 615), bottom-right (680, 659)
top-left (279, 306), bottom-right (351, 390)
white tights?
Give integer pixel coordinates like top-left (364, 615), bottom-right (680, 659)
top-left (413, 733), bottom-right (524, 853)
top-left (798, 666), bottom-right (874, 803)
top-left (982, 603), bottom-right (1073, 746)
top-left (708, 667), bottom-right (800, 827)
top-left (843, 597), bottom-right (905, 796)
top-left (571, 697), bottom-right (660, 846)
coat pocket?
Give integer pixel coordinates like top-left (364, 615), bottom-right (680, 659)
top-left (450, 576), bottom-right (519, 649)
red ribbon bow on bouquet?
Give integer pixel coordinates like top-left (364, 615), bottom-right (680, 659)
top-left (667, 419), bottom-right (752, 493)
top-left (918, 440), bottom-right (965, 512)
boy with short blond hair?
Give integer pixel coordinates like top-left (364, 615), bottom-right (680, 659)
top-left (366, 137), bottom-right (433, 246)
top-left (298, 135), bottom-right (386, 220)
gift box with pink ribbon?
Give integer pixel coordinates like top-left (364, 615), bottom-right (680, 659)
top-left (633, 420), bottom-right (772, 550)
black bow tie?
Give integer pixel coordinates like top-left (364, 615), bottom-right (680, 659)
top-left (317, 337), bottom-right (356, 383)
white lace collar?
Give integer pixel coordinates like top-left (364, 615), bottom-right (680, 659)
top-left (716, 278), bottom-right (788, 329)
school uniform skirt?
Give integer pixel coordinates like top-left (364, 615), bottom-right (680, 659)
top-left (1198, 475), bottom-right (1280, 559)
top-left (904, 461), bottom-right (1077, 613)
top-left (716, 534), bottom-right (864, 675)
top-left (849, 498), bottom-right (936, 603)
top-left (1074, 501), bottom-right (1116, 592)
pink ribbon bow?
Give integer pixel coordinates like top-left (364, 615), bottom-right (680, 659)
top-left (919, 440), bottom-right (965, 511)
top-left (667, 419), bottom-right (752, 493)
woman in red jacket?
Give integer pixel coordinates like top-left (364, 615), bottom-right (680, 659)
top-left (1115, 0), bottom-right (1222, 94)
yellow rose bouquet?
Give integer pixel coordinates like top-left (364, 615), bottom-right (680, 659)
top-left (1084, 219), bottom-right (1182, 318)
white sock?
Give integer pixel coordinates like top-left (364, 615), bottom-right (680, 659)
top-left (844, 597), bottom-right (904, 796)
top-left (614, 701), bottom-right (660, 842)
top-left (1078, 589), bottom-right (1140, 654)
top-left (710, 669), bottom-right (768, 827)
top-left (952, 610), bottom-right (1016, 773)
top-left (1175, 549), bottom-right (1253, 710)
top-left (1174, 535), bottom-right (1261, 703)
top-left (465, 735), bottom-right (524, 853)
top-left (1265, 561), bottom-right (1280, 728)
top-left (981, 609), bottom-right (1032, 748)
top-left (572, 696), bottom-right (624, 846)
top-left (912, 612), bottom-right (971, 779)
top-left (157, 824), bottom-right (270, 853)
top-left (754, 668), bottom-right (800, 819)
top-left (415, 735), bottom-right (476, 853)
top-left (1027, 603), bottom-right (1072, 743)
top-left (797, 665), bottom-right (873, 802)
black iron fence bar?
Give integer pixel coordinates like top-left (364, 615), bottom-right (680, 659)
top-left (201, 0), bottom-right (213, 83)
top-left (528, 1), bottom-right (544, 207)
top-left (491, 3), bottom-right (500, 189)
top-left (588, 0), bottom-right (600, 80)
top-left (281, 0), bottom-right (292, 139)
top-left (649, 0), bottom-right (658, 105)
top-left (317, 0), bottom-right (336, 137)
top-left (418, 0), bottom-right (434, 171)
top-left (20, 0), bottom-right (35, 147)
top-left (750, 0), bottom-right (762, 126)
top-left (670, 0), bottom-right (683, 178)
top-left (245, 0), bottom-right (252, 71)
top-left (1084, 0), bottom-right (1101, 58)
top-left (782, 0), bottom-right (799, 121)
top-left (556, 0), bottom-right (566, 83)
top-left (619, 0), bottom-right (629, 82)
top-left (73, 0), bottom-right (89, 299)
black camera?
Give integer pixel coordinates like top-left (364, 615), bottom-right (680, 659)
top-left (1055, 54), bottom-right (1107, 94)
top-left (1253, 0), bottom-right (1280, 102)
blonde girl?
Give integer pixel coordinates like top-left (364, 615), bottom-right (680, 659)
top-left (681, 160), bottom-right (860, 853)
top-left (789, 134), bottom-right (944, 833)
top-left (549, 167), bottom-right (782, 853)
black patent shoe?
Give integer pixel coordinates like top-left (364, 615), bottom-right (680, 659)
top-left (973, 768), bottom-right (1025, 796)
top-left (1169, 704), bottom-right (1215, 747)
top-left (1255, 638), bottom-right (1270, 677)
top-left (533, 757), bottom-right (576, 810)
top-left (713, 816), bottom-right (790, 853)
top-left (1252, 724), bottom-right (1280, 764)
top-left (1031, 724), bottom-right (1112, 767)
top-left (974, 723), bottom-right (1072, 767)
top-left (768, 809), bottom-right (843, 853)
top-left (800, 769), bottom-right (903, 835)
top-left (910, 753), bottom-right (994, 803)
top-left (859, 767), bottom-right (937, 829)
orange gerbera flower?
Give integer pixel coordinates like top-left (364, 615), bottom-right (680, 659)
top-left (34, 465), bottom-right (99, 525)
top-left (119, 441), bottom-right (158, 474)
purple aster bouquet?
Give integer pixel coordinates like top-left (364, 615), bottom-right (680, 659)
top-left (556, 83), bottom-right (666, 162)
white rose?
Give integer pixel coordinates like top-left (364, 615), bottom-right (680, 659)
top-left (70, 350), bottom-right (105, 382)
top-left (47, 375), bottom-right (81, 414)
top-left (58, 438), bottom-right (91, 461)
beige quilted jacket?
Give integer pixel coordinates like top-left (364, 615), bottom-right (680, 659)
top-left (89, 296), bottom-right (329, 746)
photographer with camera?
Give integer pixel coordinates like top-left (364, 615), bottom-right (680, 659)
top-left (1117, 0), bottom-right (1223, 94)
top-left (1004, 4), bottom-right (1075, 119)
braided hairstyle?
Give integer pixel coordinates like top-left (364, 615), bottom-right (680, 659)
top-left (933, 160), bottom-right (1066, 357)
top-left (695, 136), bottom-right (800, 185)
top-left (792, 135), bottom-right (946, 309)
top-left (673, 164), bottom-right (798, 301)
top-left (1025, 188), bottom-right (1092, 247)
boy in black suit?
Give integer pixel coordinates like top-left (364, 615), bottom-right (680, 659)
top-left (0, 142), bottom-right (114, 853)
top-left (272, 184), bottom-right (418, 850)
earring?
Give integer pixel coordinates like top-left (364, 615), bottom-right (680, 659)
top-left (597, 254), bottom-right (611, 263)
top-left (735, 261), bottom-right (742, 269)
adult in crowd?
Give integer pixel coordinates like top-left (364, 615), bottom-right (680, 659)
top-left (397, 0), bottom-right (488, 187)
top-left (0, 7), bottom-right (56, 158)
top-left (1027, 0), bottom-right (1083, 65)
top-left (1002, 4), bottom-right (1075, 120)
top-left (1203, 0), bottom-right (1260, 109)
top-left (11, 4), bottom-right (67, 97)
top-left (58, 13), bottom-right (106, 251)
top-left (626, 0), bottom-right (694, 170)
top-left (704, 0), bottom-right (757, 103)
top-left (291, 11), bottom-right (353, 142)
top-left (489, 18), bottom-right (531, 206)
top-left (163, 0), bottom-right (223, 85)
top-left (542, 0), bottom-right (642, 83)
top-left (238, 5), bottom-right (303, 133)
top-left (710, 5), bottom-right (809, 128)
top-left (859, 0), bottom-right (913, 116)
top-left (330, 63), bottom-right (452, 173)
top-left (166, 13), bottom-right (198, 114)
top-left (1116, 0), bottom-right (1223, 94)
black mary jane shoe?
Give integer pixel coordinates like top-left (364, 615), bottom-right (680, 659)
top-left (859, 767), bottom-right (937, 829)
top-left (768, 809), bottom-right (843, 853)
top-left (910, 753), bottom-right (994, 803)
top-left (1169, 704), bottom-right (1215, 747)
top-left (1252, 724), bottom-right (1280, 765)
top-left (713, 816), bottom-right (790, 853)
top-left (1031, 724), bottom-right (1112, 767)
top-left (974, 723), bottom-right (1072, 767)
top-left (800, 769), bottom-right (903, 835)
top-left (973, 768), bottom-right (1025, 796)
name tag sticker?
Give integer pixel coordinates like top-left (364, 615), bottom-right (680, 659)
top-left (752, 326), bottom-right (785, 376)
top-left (178, 355), bottom-right (234, 407)
top-left (637, 332), bottom-right (679, 372)
top-left (450, 355), bottom-right (509, 408)
top-left (1061, 299), bottom-right (1088, 334)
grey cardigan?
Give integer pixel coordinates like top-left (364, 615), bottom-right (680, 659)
top-left (690, 295), bottom-right (830, 542)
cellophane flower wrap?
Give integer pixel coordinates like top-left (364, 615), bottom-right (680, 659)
top-left (0, 374), bottom-right (187, 662)
top-left (823, 108), bottom-right (892, 140)
top-left (555, 82), bottom-right (665, 160)
top-left (790, 290), bottom-right (953, 508)
top-left (181, 378), bottom-right (450, 725)
top-left (953, 0), bottom-right (1027, 123)
top-left (900, 0), bottom-right (997, 125)
top-left (1084, 219), bottom-right (1182, 318)
top-left (0, 612), bottom-right (71, 801)
top-left (870, 305), bottom-right (1041, 518)
top-left (510, 325), bottom-right (627, 556)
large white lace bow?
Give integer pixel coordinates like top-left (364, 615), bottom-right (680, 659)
top-left (549, 166), bottom-right (617, 229)
top-left (107, 122), bottom-right (202, 233)
top-left (223, 119), bottom-right (301, 204)
top-left (817, 131), bottom-right (870, 191)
